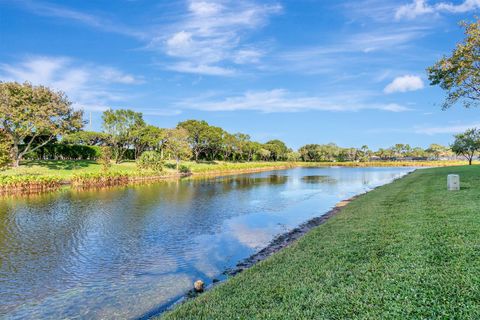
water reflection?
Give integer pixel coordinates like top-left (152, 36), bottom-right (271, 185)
top-left (0, 167), bottom-right (413, 319)
top-left (301, 175), bottom-right (336, 184)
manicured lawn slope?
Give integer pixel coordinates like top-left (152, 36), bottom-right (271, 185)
top-left (162, 166), bottom-right (480, 319)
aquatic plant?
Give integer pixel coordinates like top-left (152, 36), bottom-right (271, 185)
top-left (0, 175), bottom-right (62, 193)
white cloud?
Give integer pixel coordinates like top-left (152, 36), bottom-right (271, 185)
top-left (176, 89), bottom-right (411, 113)
top-left (414, 123), bottom-right (480, 135)
top-left (233, 49), bottom-right (264, 64)
top-left (395, 0), bottom-right (480, 20)
top-left (0, 56), bottom-right (142, 111)
top-left (14, 0), bottom-right (146, 39)
top-left (153, 0), bottom-right (282, 75)
top-left (166, 62), bottom-right (234, 76)
top-left (384, 75), bottom-right (424, 93)
top-left (188, 1), bottom-right (223, 16)
top-left (436, 0), bottom-right (480, 12)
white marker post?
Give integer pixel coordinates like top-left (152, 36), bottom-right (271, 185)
top-left (447, 174), bottom-right (460, 191)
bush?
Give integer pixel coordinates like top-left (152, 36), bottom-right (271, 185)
top-left (0, 175), bottom-right (61, 192)
top-left (178, 164), bottom-right (191, 174)
top-left (71, 171), bottom-right (130, 188)
top-left (23, 144), bottom-right (101, 160)
top-left (137, 151), bottom-right (164, 172)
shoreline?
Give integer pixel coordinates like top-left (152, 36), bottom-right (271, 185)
top-left (0, 160), bottom-right (456, 195)
top-left (158, 170), bottom-right (414, 318)
top-left (156, 197), bottom-right (357, 318)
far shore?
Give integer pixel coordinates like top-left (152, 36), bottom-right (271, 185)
top-left (0, 159), bottom-right (474, 195)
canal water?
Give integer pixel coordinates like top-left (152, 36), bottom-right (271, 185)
top-left (0, 167), bottom-right (413, 319)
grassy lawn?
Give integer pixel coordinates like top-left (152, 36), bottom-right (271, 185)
top-left (162, 165), bottom-right (480, 319)
top-left (0, 159), bottom-right (473, 180)
top-left (0, 160), bottom-right (141, 179)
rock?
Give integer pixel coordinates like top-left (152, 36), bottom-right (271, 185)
top-left (193, 280), bottom-right (204, 292)
top-left (212, 278), bottom-right (220, 283)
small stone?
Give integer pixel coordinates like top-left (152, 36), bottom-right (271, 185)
top-left (212, 278), bottom-right (220, 283)
top-left (194, 280), bottom-right (204, 292)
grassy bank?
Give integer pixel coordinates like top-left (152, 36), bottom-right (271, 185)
top-left (162, 165), bottom-right (480, 319)
top-left (0, 159), bottom-right (475, 192)
top-left (1, 159), bottom-right (472, 178)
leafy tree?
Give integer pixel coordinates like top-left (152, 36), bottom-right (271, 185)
top-left (0, 129), bottom-right (12, 169)
top-left (177, 120), bottom-right (210, 161)
top-left (102, 109), bottom-right (145, 163)
top-left (232, 133), bottom-right (250, 161)
top-left (451, 128), bottom-right (480, 165)
top-left (0, 82), bottom-right (83, 166)
top-left (258, 148), bottom-right (271, 161)
top-left (426, 144), bottom-right (451, 160)
top-left (165, 128), bottom-right (191, 170)
top-left (428, 18), bottom-right (480, 109)
top-left (286, 151), bottom-right (300, 162)
top-left (62, 131), bottom-right (110, 146)
top-left (204, 126), bottom-right (225, 160)
top-left (375, 148), bottom-right (394, 160)
top-left (299, 144), bottom-right (320, 162)
top-left (264, 139), bottom-right (289, 161)
top-left (222, 133), bottom-right (237, 161)
top-left (132, 125), bottom-right (167, 159)
top-left (409, 147), bottom-right (427, 158)
top-left (391, 144), bottom-right (411, 159)
top-left (357, 145), bottom-right (371, 162)
top-left (245, 141), bottom-right (262, 161)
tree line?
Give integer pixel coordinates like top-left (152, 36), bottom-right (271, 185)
top-left (0, 81), bottom-right (464, 169)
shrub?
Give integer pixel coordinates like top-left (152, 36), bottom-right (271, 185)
top-left (178, 164), bottom-right (191, 174)
top-left (137, 151), bottom-right (164, 172)
top-left (71, 171), bottom-right (130, 188)
top-left (22, 144), bottom-right (101, 160)
top-left (99, 146), bottom-right (112, 172)
top-left (0, 175), bottom-right (62, 192)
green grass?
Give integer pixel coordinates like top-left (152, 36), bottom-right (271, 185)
top-left (162, 165), bottom-right (480, 319)
top-left (0, 160), bottom-right (141, 179)
top-left (0, 159), bottom-right (474, 181)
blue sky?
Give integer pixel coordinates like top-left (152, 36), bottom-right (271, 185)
top-left (0, 0), bottom-right (479, 149)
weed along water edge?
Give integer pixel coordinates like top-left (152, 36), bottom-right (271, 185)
top-left (0, 167), bottom-right (413, 319)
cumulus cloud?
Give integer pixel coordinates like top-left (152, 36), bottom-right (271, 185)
top-left (153, 0), bottom-right (282, 75)
top-left (176, 89), bottom-right (411, 113)
top-left (395, 0), bottom-right (480, 20)
top-left (384, 75), bottom-right (424, 94)
top-left (0, 56), bottom-right (142, 111)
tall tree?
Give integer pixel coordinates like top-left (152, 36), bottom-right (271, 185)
top-left (264, 139), bottom-right (288, 161)
top-left (0, 129), bottom-right (12, 169)
top-left (102, 109), bottom-right (145, 163)
top-left (177, 120), bottom-right (210, 161)
top-left (165, 128), bottom-right (191, 169)
top-left (426, 144), bottom-right (450, 160)
top-left (428, 18), bottom-right (480, 109)
top-left (204, 126), bottom-right (224, 160)
top-left (132, 125), bottom-right (166, 159)
top-left (0, 82), bottom-right (83, 167)
top-left (62, 131), bottom-right (110, 146)
top-left (451, 128), bottom-right (480, 165)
